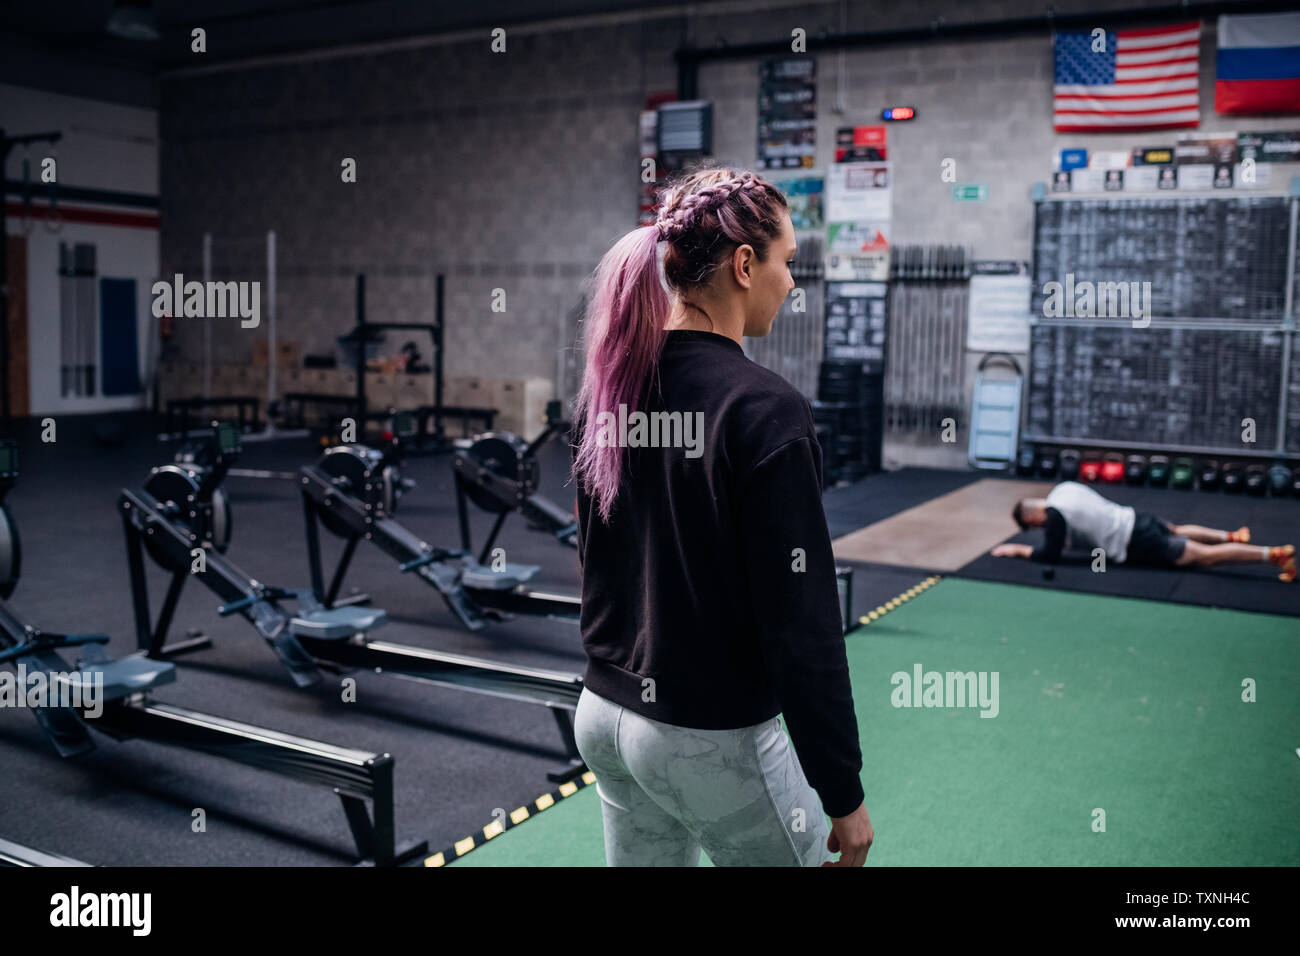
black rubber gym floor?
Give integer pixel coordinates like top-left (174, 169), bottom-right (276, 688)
top-left (1, 414), bottom-right (588, 866)
top-left (0, 414), bottom-right (1293, 865)
top-left (823, 466), bottom-right (981, 539)
top-left (826, 467), bottom-right (1299, 619)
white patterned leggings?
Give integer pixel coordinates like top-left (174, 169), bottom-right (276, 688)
top-left (573, 687), bottom-right (833, 866)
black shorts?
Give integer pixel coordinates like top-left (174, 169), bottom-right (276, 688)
top-left (1126, 512), bottom-right (1187, 568)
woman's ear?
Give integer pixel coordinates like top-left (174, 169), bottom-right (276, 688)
top-left (733, 244), bottom-right (754, 288)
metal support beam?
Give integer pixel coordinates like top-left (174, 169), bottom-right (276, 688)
top-left (674, 1), bottom-right (1298, 66)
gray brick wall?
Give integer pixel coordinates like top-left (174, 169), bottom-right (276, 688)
top-left (159, 0), bottom-right (1300, 406)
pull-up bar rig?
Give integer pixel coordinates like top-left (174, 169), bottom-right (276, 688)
top-left (1, 128), bottom-right (63, 427)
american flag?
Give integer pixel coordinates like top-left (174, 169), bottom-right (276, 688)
top-left (1053, 22), bottom-right (1201, 132)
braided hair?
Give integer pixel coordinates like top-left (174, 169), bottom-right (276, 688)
top-left (656, 169), bottom-right (787, 290)
top-left (573, 164), bottom-right (788, 522)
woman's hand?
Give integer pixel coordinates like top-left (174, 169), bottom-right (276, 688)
top-left (823, 803), bottom-right (873, 867)
top-left (991, 543), bottom-right (1033, 559)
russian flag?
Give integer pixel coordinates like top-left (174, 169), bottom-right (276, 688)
top-left (1216, 12), bottom-right (1300, 114)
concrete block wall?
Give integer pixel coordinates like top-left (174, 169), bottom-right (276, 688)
top-left (157, 0), bottom-right (1300, 466)
top-left (684, 3), bottom-right (1300, 468)
top-left (160, 19), bottom-right (667, 384)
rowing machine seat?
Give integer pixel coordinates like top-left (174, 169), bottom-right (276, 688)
top-left (461, 562), bottom-right (539, 590)
top-left (52, 652), bottom-right (177, 703)
top-left (289, 606), bottom-right (388, 640)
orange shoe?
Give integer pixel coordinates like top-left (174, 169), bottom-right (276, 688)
top-left (1269, 545), bottom-right (1296, 582)
top-left (1227, 526), bottom-right (1251, 543)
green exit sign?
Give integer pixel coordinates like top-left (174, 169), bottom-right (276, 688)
top-left (953, 184), bottom-right (988, 202)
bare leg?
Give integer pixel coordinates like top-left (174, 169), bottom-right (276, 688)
top-left (1176, 541), bottom-right (1271, 567)
top-left (1171, 523), bottom-right (1246, 543)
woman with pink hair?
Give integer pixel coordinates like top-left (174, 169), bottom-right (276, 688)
top-left (569, 164), bottom-right (873, 866)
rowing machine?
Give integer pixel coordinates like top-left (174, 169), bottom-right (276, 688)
top-left (450, 401), bottom-right (578, 562)
top-left (452, 430), bottom-right (578, 563)
top-left (356, 414), bottom-right (859, 635)
top-left (0, 439), bottom-right (424, 866)
top-left (0, 837), bottom-right (91, 867)
top-left (122, 423), bottom-right (586, 780)
top-left (301, 417), bottom-right (581, 633)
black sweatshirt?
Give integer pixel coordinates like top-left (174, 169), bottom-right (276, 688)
top-left (571, 329), bottom-right (864, 818)
top-left (1031, 508), bottom-right (1067, 563)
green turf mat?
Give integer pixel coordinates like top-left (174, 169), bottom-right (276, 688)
top-left (454, 578), bottom-right (1299, 866)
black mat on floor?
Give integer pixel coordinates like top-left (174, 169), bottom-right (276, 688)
top-left (823, 467), bottom-right (982, 540)
top-left (956, 482), bottom-right (1300, 618)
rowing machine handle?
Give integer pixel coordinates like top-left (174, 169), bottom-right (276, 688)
top-left (0, 633), bottom-right (111, 665)
top-left (217, 587), bottom-right (295, 616)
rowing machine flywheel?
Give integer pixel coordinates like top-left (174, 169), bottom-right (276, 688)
top-left (462, 432), bottom-right (539, 514)
top-left (316, 445), bottom-right (390, 537)
top-left (142, 465), bottom-right (233, 565)
top-left (0, 503), bottom-right (21, 600)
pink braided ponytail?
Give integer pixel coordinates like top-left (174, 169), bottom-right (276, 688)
top-left (573, 164), bottom-right (788, 523)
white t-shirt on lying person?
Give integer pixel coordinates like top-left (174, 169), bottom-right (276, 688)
top-left (1037, 481), bottom-right (1137, 564)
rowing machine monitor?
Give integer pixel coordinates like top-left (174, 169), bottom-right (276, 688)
top-left (174, 420), bottom-right (242, 491)
top-left (390, 410), bottom-right (418, 443)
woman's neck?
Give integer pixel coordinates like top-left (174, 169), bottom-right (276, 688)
top-left (665, 299), bottom-right (743, 347)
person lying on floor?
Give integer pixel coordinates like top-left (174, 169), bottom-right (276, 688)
top-left (991, 480), bottom-right (1296, 582)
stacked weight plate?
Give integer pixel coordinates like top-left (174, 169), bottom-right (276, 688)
top-left (818, 361), bottom-right (884, 481)
top-left (812, 418), bottom-right (838, 487)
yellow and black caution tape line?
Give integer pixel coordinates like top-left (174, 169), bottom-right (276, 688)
top-left (423, 769), bottom-right (598, 867)
top-left (856, 575), bottom-right (942, 628)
